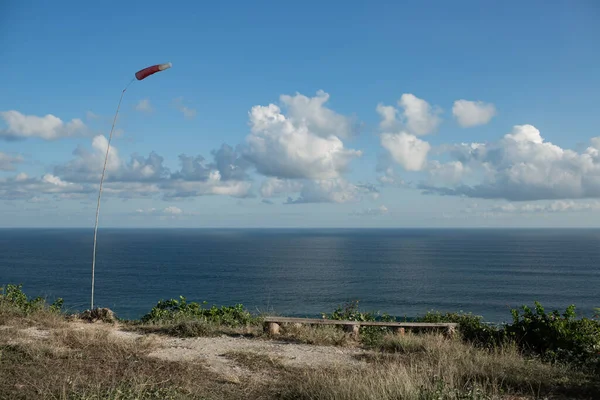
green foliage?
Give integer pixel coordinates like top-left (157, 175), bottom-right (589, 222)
top-left (140, 295), bottom-right (255, 327)
top-left (0, 284), bottom-right (63, 315)
top-left (417, 311), bottom-right (506, 348)
top-left (416, 302), bottom-right (600, 373)
top-left (322, 300), bottom-right (396, 346)
top-left (506, 302), bottom-right (600, 372)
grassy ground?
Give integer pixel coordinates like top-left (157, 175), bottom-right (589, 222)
top-left (1, 308), bottom-right (599, 399)
top-left (1, 286), bottom-right (599, 399)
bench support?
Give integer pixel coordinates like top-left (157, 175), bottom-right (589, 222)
top-left (266, 321), bottom-right (280, 335)
top-left (343, 324), bottom-right (359, 339)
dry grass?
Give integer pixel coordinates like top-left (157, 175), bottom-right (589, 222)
top-left (0, 319), bottom-right (272, 399)
top-left (223, 350), bottom-right (284, 372)
top-left (129, 319), bottom-right (354, 348)
top-left (1, 307), bottom-right (599, 400)
top-left (275, 323), bottom-right (354, 346)
top-left (127, 319), bottom-right (263, 339)
top-left (279, 333), bottom-right (599, 400)
top-left (0, 303), bottom-right (67, 330)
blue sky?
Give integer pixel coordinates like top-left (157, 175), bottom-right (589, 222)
top-left (1, 0), bottom-right (599, 227)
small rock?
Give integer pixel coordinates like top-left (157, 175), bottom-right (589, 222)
top-left (79, 308), bottom-right (117, 323)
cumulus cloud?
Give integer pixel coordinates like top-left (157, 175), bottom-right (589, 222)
top-left (135, 99), bottom-right (153, 113)
top-left (0, 173), bottom-right (89, 201)
top-left (452, 100), bottom-right (496, 127)
top-left (243, 91), bottom-right (362, 180)
top-left (398, 94), bottom-right (441, 136)
top-left (377, 167), bottom-right (407, 187)
top-left (285, 179), bottom-right (374, 204)
top-left (260, 178), bottom-right (304, 198)
top-left (161, 172), bottom-right (252, 199)
top-left (0, 152), bottom-right (23, 171)
top-left (380, 132), bottom-right (430, 171)
top-left (0, 135), bottom-right (254, 202)
top-left (376, 94), bottom-right (442, 173)
top-left (280, 90), bottom-right (357, 139)
top-left (376, 94), bottom-right (441, 136)
top-left (350, 205), bottom-right (389, 217)
top-left (421, 124), bottom-right (600, 201)
top-left (55, 135), bottom-right (169, 183)
top-left (376, 104), bottom-right (399, 130)
top-left (173, 97), bottom-right (197, 119)
top-left (427, 160), bottom-right (466, 184)
top-left (209, 144), bottom-right (252, 181)
top-left (0, 110), bottom-right (88, 140)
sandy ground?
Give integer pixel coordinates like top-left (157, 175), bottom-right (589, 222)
top-left (13, 322), bottom-right (371, 381)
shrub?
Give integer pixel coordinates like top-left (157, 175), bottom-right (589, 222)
top-left (506, 302), bottom-right (600, 372)
top-left (0, 284), bottom-right (63, 315)
top-left (416, 311), bottom-right (506, 348)
top-left (140, 295), bottom-right (255, 326)
top-left (322, 300), bottom-right (396, 346)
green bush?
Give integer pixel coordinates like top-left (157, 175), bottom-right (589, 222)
top-left (322, 301), bottom-right (396, 346)
top-left (0, 284), bottom-right (63, 315)
top-left (140, 295), bottom-right (255, 326)
top-left (416, 303), bottom-right (600, 373)
top-left (506, 302), bottom-right (600, 372)
top-left (416, 311), bottom-right (506, 348)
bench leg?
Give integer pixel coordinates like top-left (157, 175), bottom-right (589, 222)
top-left (395, 327), bottom-right (405, 336)
top-left (344, 324), bottom-right (359, 339)
top-left (445, 325), bottom-right (456, 338)
top-left (265, 322), bottom-right (280, 335)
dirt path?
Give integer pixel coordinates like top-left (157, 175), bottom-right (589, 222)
top-left (16, 322), bottom-right (372, 381)
top-left (147, 334), bottom-right (369, 378)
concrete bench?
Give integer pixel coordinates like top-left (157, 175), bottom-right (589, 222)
top-left (262, 316), bottom-right (458, 338)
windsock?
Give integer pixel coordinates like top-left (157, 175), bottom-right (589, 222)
top-left (135, 62), bottom-right (172, 81)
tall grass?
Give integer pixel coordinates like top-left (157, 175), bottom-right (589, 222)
top-left (280, 333), bottom-right (595, 400)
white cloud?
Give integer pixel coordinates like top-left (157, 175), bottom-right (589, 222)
top-left (174, 97), bottom-right (197, 119)
top-left (0, 152), bottom-right (23, 171)
top-left (162, 171), bottom-right (252, 199)
top-left (134, 206), bottom-right (190, 218)
top-left (260, 178), bottom-right (304, 198)
top-left (164, 206), bottom-right (183, 215)
top-left (377, 167), bottom-right (406, 187)
top-left (376, 104), bottom-right (398, 130)
top-left (135, 99), bottom-right (153, 113)
top-left (281, 90), bottom-right (356, 138)
top-left (3, 135), bottom-right (254, 202)
top-left (243, 92), bottom-right (362, 180)
top-left (55, 135), bottom-right (126, 182)
top-left (258, 177), bottom-right (379, 204)
top-left (380, 132), bottom-right (430, 171)
top-left (350, 205), bottom-right (389, 217)
top-left (427, 160), bottom-right (466, 184)
top-left (452, 99), bottom-right (497, 127)
top-left (86, 111), bottom-right (99, 120)
top-left (0, 173), bottom-right (89, 200)
top-left (421, 124), bottom-right (600, 201)
top-left (398, 94), bottom-right (441, 136)
top-left (487, 200), bottom-right (600, 214)
top-left (286, 179), bottom-right (361, 204)
top-left (0, 110), bottom-right (88, 140)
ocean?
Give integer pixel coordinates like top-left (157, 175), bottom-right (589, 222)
top-left (0, 228), bottom-right (598, 323)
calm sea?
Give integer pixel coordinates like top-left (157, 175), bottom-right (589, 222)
top-left (0, 228), bottom-right (598, 323)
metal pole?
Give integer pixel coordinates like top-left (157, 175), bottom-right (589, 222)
top-left (91, 80), bottom-right (133, 310)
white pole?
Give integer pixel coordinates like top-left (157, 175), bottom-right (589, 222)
top-left (91, 81), bottom-right (132, 310)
